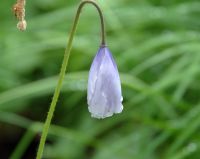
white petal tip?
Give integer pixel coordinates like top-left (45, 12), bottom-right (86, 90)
top-left (89, 104), bottom-right (123, 119)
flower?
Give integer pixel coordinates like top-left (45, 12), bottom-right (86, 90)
top-left (87, 46), bottom-right (123, 119)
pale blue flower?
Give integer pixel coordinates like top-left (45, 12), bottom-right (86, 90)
top-left (87, 46), bottom-right (123, 119)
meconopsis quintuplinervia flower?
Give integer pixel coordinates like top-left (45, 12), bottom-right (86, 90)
top-left (87, 46), bottom-right (123, 119)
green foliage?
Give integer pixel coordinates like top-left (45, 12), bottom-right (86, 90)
top-left (0, 0), bottom-right (200, 158)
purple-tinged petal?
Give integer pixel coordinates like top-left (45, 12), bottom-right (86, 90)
top-left (87, 46), bottom-right (123, 119)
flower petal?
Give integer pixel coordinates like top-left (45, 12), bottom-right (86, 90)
top-left (87, 46), bottom-right (123, 119)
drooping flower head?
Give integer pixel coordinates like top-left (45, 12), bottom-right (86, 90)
top-left (87, 46), bottom-right (123, 119)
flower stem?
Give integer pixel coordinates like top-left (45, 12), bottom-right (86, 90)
top-left (36, 1), bottom-right (106, 159)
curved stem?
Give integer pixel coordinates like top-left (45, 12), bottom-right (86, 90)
top-left (79, 0), bottom-right (106, 45)
top-left (36, 1), bottom-right (106, 159)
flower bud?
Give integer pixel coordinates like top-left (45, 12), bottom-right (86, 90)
top-left (87, 46), bottom-right (123, 119)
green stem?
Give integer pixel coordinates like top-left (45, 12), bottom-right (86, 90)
top-left (36, 0), bottom-right (106, 159)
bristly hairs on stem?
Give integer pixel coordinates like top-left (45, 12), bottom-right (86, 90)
top-left (36, 0), bottom-right (106, 159)
top-left (13, 0), bottom-right (27, 31)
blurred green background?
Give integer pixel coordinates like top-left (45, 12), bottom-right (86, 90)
top-left (1, 0), bottom-right (200, 158)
